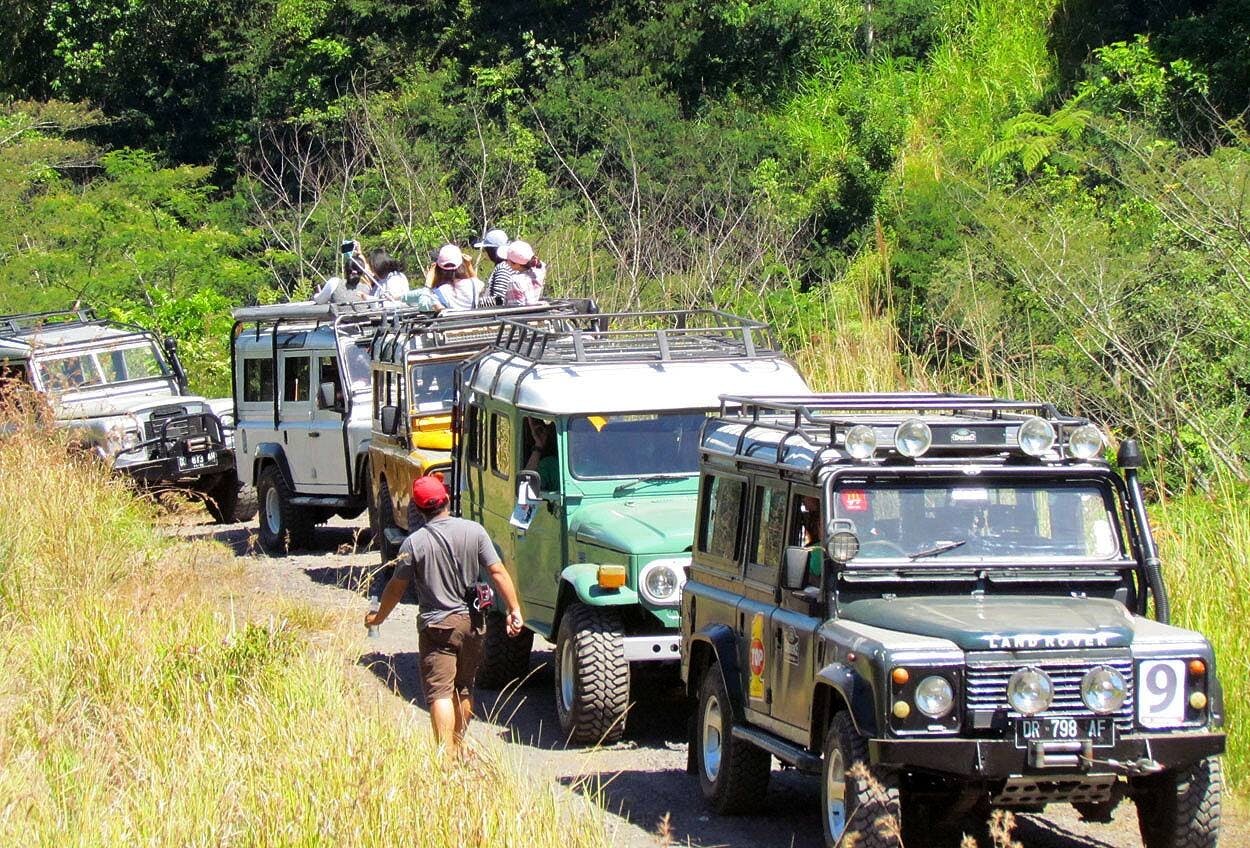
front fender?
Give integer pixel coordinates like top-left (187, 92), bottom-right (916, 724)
top-left (559, 563), bottom-right (638, 606)
top-left (686, 623), bottom-right (746, 719)
top-left (815, 662), bottom-right (879, 737)
top-left (252, 443), bottom-right (295, 490)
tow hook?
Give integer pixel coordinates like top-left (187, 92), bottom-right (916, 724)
top-left (1079, 754), bottom-right (1165, 776)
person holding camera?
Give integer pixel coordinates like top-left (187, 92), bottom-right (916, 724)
top-left (365, 476), bottom-right (523, 757)
top-left (502, 240), bottom-right (547, 306)
top-left (313, 240), bottom-right (378, 304)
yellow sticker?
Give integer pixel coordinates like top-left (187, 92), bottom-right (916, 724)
top-left (749, 613), bottom-right (766, 700)
top-left (587, 415), bottom-right (608, 432)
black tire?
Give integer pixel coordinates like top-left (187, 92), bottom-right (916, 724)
top-left (371, 479), bottom-right (401, 594)
top-left (256, 465), bottom-right (314, 554)
top-left (475, 613), bottom-right (535, 689)
top-left (695, 664), bottom-right (771, 814)
top-left (1135, 756), bottom-right (1222, 848)
top-left (203, 472), bottom-right (258, 524)
top-left (553, 603), bottom-right (630, 745)
top-left (821, 711), bottom-right (901, 848)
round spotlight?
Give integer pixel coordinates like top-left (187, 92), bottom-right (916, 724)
top-left (1080, 666), bottom-right (1127, 715)
top-left (845, 425), bottom-right (878, 460)
top-left (1018, 416), bottom-right (1057, 457)
top-left (915, 676), bottom-right (955, 719)
top-left (895, 418), bottom-right (933, 458)
top-left (826, 530), bottom-right (860, 564)
top-left (1007, 667), bottom-right (1054, 715)
top-left (1068, 424), bottom-right (1105, 460)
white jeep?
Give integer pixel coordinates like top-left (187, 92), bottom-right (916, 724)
top-left (0, 308), bottom-right (251, 522)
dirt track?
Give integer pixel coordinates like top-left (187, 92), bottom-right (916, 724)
top-left (178, 516), bottom-right (1245, 848)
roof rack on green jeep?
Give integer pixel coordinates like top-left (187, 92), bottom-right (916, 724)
top-left (491, 308), bottom-right (780, 364)
top-left (710, 391), bottom-right (1098, 466)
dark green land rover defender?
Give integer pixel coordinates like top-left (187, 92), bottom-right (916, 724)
top-left (681, 393), bottom-right (1224, 848)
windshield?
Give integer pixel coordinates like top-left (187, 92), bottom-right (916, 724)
top-left (409, 359), bottom-right (458, 413)
top-left (832, 481), bottom-right (1124, 564)
top-left (343, 343), bottom-right (372, 392)
top-left (34, 343), bottom-right (167, 391)
top-left (568, 411), bottom-right (710, 478)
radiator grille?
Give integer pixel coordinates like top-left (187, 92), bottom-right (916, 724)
top-left (965, 655), bottom-right (1135, 733)
top-left (144, 406), bottom-right (204, 441)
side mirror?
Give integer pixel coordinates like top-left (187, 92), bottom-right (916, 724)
top-left (380, 405), bottom-right (400, 436)
top-left (317, 381), bottom-right (340, 411)
top-left (509, 470), bottom-right (542, 533)
top-left (782, 546), bottom-right (811, 590)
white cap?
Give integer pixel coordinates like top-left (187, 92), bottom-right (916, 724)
top-left (435, 244), bottom-right (463, 270)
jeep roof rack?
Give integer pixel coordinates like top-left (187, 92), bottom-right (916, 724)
top-left (709, 392), bottom-right (1095, 468)
top-left (489, 309), bottom-right (781, 364)
top-left (0, 308), bottom-right (101, 335)
top-left (371, 299), bottom-right (595, 364)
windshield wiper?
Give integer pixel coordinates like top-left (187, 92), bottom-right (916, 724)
top-left (909, 539), bottom-right (967, 560)
top-left (613, 474), bottom-right (688, 496)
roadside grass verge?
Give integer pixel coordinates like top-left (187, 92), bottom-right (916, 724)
top-left (0, 411), bottom-right (607, 846)
top-left (1152, 478), bottom-right (1250, 793)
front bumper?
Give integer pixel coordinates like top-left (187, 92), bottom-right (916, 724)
top-left (870, 731), bottom-right (1225, 778)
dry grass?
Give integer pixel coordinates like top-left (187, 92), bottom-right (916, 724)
top-left (0, 403), bottom-right (607, 847)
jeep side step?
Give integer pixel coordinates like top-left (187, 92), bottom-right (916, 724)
top-left (731, 725), bottom-right (822, 773)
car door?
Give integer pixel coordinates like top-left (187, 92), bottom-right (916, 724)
top-left (509, 415), bottom-right (564, 633)
top-left (768, 487), bottom-right (824, 732)
top-left (279, 351), bottom-right (314, 491)
top-left (308, 353), bottom-right (348, 491)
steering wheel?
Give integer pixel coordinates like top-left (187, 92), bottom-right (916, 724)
top-left (855, 540), bottom-right (909, 558)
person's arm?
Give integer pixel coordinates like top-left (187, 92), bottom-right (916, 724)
top-left (365, 573), bottom-right (410, 627)
top-left (485, 560), bottom-right (524, 636)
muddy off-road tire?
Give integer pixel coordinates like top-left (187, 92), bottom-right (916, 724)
top-left (821, 711), bottom-right (901, 848)
top-left (1135, 756), bottom-right (1222, 848)
top-left (553, 603), bottom-right (629, 745)
top-left (695, 665), bottom-right (771, 814)
top-left (203, 472), bottom-right (257, 524)
top-left (257, 465), bottom-right (314, 554)
top-left (475, 613), bottom-right (535, 689)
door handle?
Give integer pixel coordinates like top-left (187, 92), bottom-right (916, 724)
top-left (308, 431), bottom-right (320, 438)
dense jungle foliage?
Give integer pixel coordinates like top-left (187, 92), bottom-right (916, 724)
top-left (1, 0), bottom-right (1248, 487)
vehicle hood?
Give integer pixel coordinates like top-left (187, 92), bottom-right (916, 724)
top-left (569, 498), bottom-right (694, 555)
top-left (839, 595), bottom-right (1135, 652)
top-left (54, 383), bottom-right (194, 419)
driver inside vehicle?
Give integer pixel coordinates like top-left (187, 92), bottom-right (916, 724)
top-left (523, 417), bottom-right (559, 492)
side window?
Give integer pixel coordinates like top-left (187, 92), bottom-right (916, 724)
top-left (372, 370), bottom-right (383, 418)
top-left (243, 359), bottom-right (275, 403)
top-left (491, 413), bottom-right (512, 478)
top-left (698, 473), bottom-right (746, 569)
top-left (282, 355), bottom-right (310, 402)
top-left (791, 492), bottom-right (822, 547)
top-left (747, 484), bottom-right (787, 583)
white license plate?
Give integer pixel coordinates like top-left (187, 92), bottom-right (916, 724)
top-left (178, 451), bottom-right (218, 471)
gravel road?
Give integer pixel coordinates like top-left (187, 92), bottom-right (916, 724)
top-left (177, 516), bottom-right (1244, 848)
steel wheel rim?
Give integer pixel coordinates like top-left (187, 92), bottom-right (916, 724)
top-left (702, 694), bottom-right (723, 782)
top-left (559, 636), bottom-right (575, 712)
top-left (264, 486), bottom-right (282, 536)
top-left (825, 748), bottom-right (847, 839)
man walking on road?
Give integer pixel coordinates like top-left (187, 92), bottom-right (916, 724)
top-left (365, 476), bottom-right (524, 756)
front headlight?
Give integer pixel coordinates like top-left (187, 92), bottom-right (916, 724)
top-left (638, 559), bottom-right (688, 605)
top-left (1080, 665), bottom-right (1128, 714)
top-left (1007, 667), bottom-right (1054, 715)
top-left (915, 675), bottom-right (955, 718)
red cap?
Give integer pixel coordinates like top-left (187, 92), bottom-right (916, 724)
top-left (412, 476), bottom-right (450, 510)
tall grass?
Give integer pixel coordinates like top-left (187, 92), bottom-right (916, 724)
top-left (0, 405), bottom-right (607, 846)
top-left (1152, 479), bottom-right (1250, 793)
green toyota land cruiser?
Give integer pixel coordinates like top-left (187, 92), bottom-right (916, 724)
top-left (682, 393), bottom-right (1224, 848)
top-left (453, 310), bottom-right (809, 744)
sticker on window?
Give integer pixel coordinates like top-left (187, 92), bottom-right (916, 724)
top-left (840, 490), bottom-right (869, 512)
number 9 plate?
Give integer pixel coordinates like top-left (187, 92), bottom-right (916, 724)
top-left (1139, 659), bottom-right (1188, 727)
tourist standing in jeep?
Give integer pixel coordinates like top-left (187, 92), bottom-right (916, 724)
top-left (453, 310), bottom-right (810, 744)
top-left (681, 393), bottom-right (1224, 848)
top-left (0, 308), bottom-right (251, 523)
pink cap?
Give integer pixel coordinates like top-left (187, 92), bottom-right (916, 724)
top-left (435, 244), bottom-right (463, 270)
top-left (506, 240), bottom-right (535, 265)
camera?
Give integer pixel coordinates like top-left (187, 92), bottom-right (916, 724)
top-left (341, 239), bottom-right (355, 255)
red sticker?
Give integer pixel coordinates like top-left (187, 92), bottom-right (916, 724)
top-left (840, 490), bottom-right (869, 512)
top-left (749, 639), bottom-right (766, 676)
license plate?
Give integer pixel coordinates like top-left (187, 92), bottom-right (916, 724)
top-left (178, 451), bottom-right (218, 471)
top-left (1015, 717), bottom-right (1116, 748)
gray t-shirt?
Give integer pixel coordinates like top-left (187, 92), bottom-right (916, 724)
top-left (395, 516), bottom-right (499, 629)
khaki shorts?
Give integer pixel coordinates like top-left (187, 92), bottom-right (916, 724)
top-left (418, 613), bottom-right (484, 701)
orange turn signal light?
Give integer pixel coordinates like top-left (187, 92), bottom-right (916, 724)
top-left (891, 667), bottom-right (910, 686)
top-left (597, 564), bottom-right (627, 589)
top-left (1189, 659), bottom-right (1207, 677)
